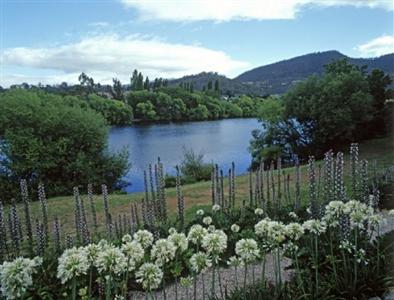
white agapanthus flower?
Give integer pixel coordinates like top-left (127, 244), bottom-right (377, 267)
top-left (0, 257), bottom-right (42, 299)
top-left (189, 252), bottom-right (212, 274)
top-left (187, 224), bottom-right (208, 245)
top-left (323, 200), bottom-right (345, 227)
top-left (203, 216), bottom-right (212, 225)
top-left (95, 245), bottom-right (127, 276)
top-left (227, 256), bottom-right (243, 267)
top-left (208, 225), bottom-right (216, 232)
top-left (254, 208), bottom-right (264, 216)
top-left (389, 209), bottom-right (394, 216)
top-left (265, 220), bottom-right (287, 246)
top-left (180, 276), bottom-right (193, 287)
top-left (231, 224), bottom-right (240, 233)
top-left (285, 222), bottom-right (305, 241)
top-left (235, 239), bottom-right (260, 263)
top-left (302, 219), bottom-right (327, 235)
top-left (121, 240), bottom-right (145, 265)
top-left (85, 243), bottom-right (101, 264)
top-left (136, 263), bottom-right (163, 291)
top-left (57, 247), bottom-right (89, 284)
top-left (133, 230), bottom-right (154, 249)
top-left (196, 209), bottom-right (205, 216)
top-left (168, 232), bottom-right (188, 252)
top-left (122, 234), bottom-right (132, 243)
top-left (151, 239), bottom-right (176, 266)
top-left (344, 201), bottom-right (371, 229)
top-left (254, 217), bottom-right (271, 237)
top-left (212, 204), bottom-right (221, 212)
top-left (288, 212), bottom-right (298, 219)
top-left (202, 230), bottom-right (227, 259)
top-left (168, 227), bottom-right (177, 235)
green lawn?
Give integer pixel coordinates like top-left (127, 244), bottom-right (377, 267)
top-left (6, 135), bottom-right (394, 235)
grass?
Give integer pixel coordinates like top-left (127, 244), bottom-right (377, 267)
top-left (6, 135), bottom-right (394, 235)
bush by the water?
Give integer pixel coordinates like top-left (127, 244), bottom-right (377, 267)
top-left (0, 89), bottom-right (129, 201)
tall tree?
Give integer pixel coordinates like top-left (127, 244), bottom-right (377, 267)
top-left (111, 78), bottom-right (124, 101)
top-left (144, 77), bottom-right (150, 90)
top-left (131, 69), bottom-right (139, 90)
top-left (214, 79), bottom-right (220, 92)
top-left (137, 72), bottom-right (144, 90)
top-left (207, 80), bottom-right (213, 90)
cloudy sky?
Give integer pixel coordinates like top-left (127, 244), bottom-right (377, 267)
top-left (1, 0), bottom-right (393, 87)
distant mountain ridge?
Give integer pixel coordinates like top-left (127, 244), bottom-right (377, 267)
top-left (169, 51), bottom-right (393, 96)
top-left (235, 50), bottom-right (394, 94)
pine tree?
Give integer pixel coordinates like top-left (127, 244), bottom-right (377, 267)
top-left (207, 80), bottom-right (213, 90)
top-left (111, 78), bottom-right (124, 101)
top-left (131, 69), bottom-right (138, 90)
top-left (214, 79), bottom-right (220, 92)
top-left (137, 72), bottom-right (144, 90)
top-left (144, 77), bottom-right (150, 90)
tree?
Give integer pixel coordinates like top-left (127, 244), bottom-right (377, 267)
top-left (214, 79), bottom-right (220, 92)
top-left (111, 78), bottom-right (124, 101)
top-left (78, 72), bottom-right (95, 94)
top-left (367, 69), bottom-right (393, 134)
top-left (0, 89), bottom-right (129, 201)
top-left (131, 69), bottom-right (138, 90)
top-left (137, 72), bottom-right (144, 90)
top-left (135, 101), bottom-right (157, 120)
top-left (250, 60), bottom-right (378, 163)
top-left (207, 80), bottom-right (213, 90)
top-left (144, 77), bottom-right (150, 90)
top-left (189, 104), bottom-right (209, 120)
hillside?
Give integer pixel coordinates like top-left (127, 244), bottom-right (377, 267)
top-left (168, 72), bottom-right (264, 96)
top-left (235, 50), bottom-right (394, 94)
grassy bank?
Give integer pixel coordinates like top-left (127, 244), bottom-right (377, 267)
top-left (6, 135), bottom-right (394, 235)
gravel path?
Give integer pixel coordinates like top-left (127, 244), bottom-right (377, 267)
top-left (130, 253), bottom-right (291, 300)
top-left (130, 212), bottom-right (394, 300)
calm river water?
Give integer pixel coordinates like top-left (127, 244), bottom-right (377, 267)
top-left (108, 118), bottom-right (260, 193)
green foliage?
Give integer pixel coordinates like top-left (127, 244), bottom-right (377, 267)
top-left (180, 147), bottom-right (212, 182)
top-left (126, 86), bottom-right (264, 122)
top-left (86, 94), bottom-right (133, 125)
top-left (0, 89), bottom-right (129, 201)
top-left (135, 101), bottom-right (157, 120)
top-left (250, 59), bottom-right (392, 163)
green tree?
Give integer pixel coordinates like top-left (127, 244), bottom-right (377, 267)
top-left (0, 89), bottom-right (129, 201)
top-left (144, 77), bottom-right (150, 90)
top-left (135, 101), bottom-right (157, 120)
top-left (207, 80), bottom-right (213, 90)
top-left (111, 78), bottom-right (124, 101)
top-left (189, 104), bottom-right (209, 120)
top-left (214, 79), bottom-right (220, 92)
top-left (250, 60), bottom-right (377, 164)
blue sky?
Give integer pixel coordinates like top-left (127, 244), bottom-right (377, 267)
top-left (1, 0), bottom-right (393, 87)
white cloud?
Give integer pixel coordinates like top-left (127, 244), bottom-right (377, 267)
top-left (120, 0), bottom-right (393, 22)
top-left (1, 34), bottom-right (249, 87)
top-left (88, 21), bottom-right (110, 27)
top-left (356, 35), bottom-right (394, 56)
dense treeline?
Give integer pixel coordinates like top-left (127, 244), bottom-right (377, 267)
top-left (250, 59), bottom-right (393, 165)
top-left (0, 89), bottom-right (129, 201)
top-left (126, 87), bottom-right (266, 121)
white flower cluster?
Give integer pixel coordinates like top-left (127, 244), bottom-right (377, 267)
top-left (151, 239), bottom-right (177, 266)
top-left (136, 263), bottom-right (163, 290)
top-left (190, 252), bottom-right (212, 274)
top-left (235, 239), bottom-right (259, 263)
top-left (57, 247), bottom-right (89, 283)
top-left (202, 230), bottom-right (228, 259)
top-left (0, 257), bottom-right (42, 299)
top-left (255, 218), bottom-right (287, 247)
top-left (187, 224), bottom-right (208, 245)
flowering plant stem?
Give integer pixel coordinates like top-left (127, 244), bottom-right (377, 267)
top-left (354, 229), bottom-right (358, 288)
top-left (211, 264), bottom-right (215, 298)
top-left (314, 235), bottom-right (319, 297)
top-left (105, 276), bottom-right (112, 300)
top-left (72, 277), bottom-right (77, 300)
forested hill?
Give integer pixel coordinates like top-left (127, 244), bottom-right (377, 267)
top-left (168, 72), bottom-right (263, 96)
top-left (235, 50), bottom-right (394, 94)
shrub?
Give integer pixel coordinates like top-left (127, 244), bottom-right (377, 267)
top-left (0, 89), bottom-right (129, 201)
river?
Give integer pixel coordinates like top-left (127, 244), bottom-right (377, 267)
top-left (108, 118), bottom-right (260, 193)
